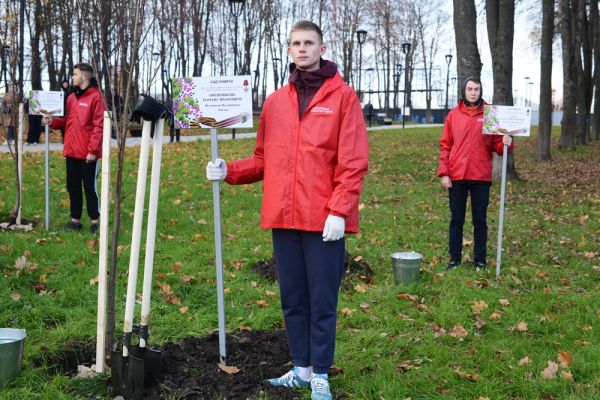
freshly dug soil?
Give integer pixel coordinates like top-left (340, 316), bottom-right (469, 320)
top-left (34, 330), bottom-right (345, 399)
top-left (147, 330), bottom-right (299, 399)
top-left (251, 251), bottom-right (374, 290)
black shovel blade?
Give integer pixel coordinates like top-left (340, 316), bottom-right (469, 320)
top-left (129, 344), bottom-right (162, 388)
top-left (127, 354), bottom-right (145, 399)
top-left (111, 350), bottom-right (144, 399)
top-left (143, 347), bottom-right (162, 387)
top-left (110, 349), bottom-right (125, 396)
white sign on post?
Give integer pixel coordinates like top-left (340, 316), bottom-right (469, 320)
top-left (482, 104), bottom-right (532, 278)
top-left (172, 75), bottom-right (253, 129)
top-left (29, 90), bottom-right (64, 116)
top-left (29, 91), bottom-right (64, 231)
top-left (483, 105), bottom-right (532, 137)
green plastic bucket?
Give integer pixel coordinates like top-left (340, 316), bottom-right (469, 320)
top-left (0, 328), bottom-right (26, 388)
top-left (391, 252), bottom-right (422, 284)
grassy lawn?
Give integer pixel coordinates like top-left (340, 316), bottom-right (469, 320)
top-left (0, 127), bottom-right (599, 399)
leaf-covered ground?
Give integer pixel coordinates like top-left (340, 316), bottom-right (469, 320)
top-left (0, 127), bottom-right (599, 399)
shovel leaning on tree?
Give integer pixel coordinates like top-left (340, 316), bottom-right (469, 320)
top-left (129, 118), bottom-right (165, 387)
top-left (111, 119), bottom-right (153, 398)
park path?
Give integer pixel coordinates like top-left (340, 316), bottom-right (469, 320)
top-left (1, 124), bottom-right (442, 154)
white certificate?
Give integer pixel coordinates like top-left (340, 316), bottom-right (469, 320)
top-left (483, 105), bottom-right (531, 137)
top-left (29, 90), bottom-right (64, 116)
top-left (172, 75), bottom-right (253, 129)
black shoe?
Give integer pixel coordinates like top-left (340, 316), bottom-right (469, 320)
top-left (474, 261), bottom-right (487, 272)
top-left (446, 260), bottom-right (460, 271)
top-left (64, 221), bottom-right (83, 231)
top-left (90, 223), bottom-right (99, 234)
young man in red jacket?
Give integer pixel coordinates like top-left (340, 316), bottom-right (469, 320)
top-left (207, 21), bottom-right (369, 400)
top-left (43, 63), bottom-right (105, 233)
top-left (437, 77), bottom-right (512, 271)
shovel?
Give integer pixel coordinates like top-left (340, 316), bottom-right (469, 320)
top-left (128, 118), bottom-right (165, 387)
top-left (111, 119), bottom-right (152, 399)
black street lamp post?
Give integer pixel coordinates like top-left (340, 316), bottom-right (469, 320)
top-left (229, 0), bottom-right (245, 139)
top-left (401, 42), bottom-right (411, 129)
top-left (528, 82), bottom-right (533, 107)
top-left (393, 63), bottom-right (402, 123)
top-left (451, 76), bottom-right (456, 107)
top-left (444, 53), bottom-right (453, 120)
top-left (356, 29), bottom-right (367, 100)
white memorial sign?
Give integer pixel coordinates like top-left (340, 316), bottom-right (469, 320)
top-left (29, 90), bottom-right (64, 116)
top-left (172, 75), bottom-right (253, 129)
top-left (483, 105), bottom-right (531, 137)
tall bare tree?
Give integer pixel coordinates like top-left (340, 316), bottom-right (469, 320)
top-left (560, 0), bottom-right (577, 150)
top-left (487, 0), bottom-right (520, 181)
top-left (538, 0), bottom-right (554, 161)
top-left (591, 0), bottom-right (600, 141)
top-left (453, 0), bottom-right (482, 85)
top-left (415, 0), bottom-right (446, 123)
top-left (574, 0), bottom-right (593, 145)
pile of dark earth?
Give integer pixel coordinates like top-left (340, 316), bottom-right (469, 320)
top-left (33, 330), bottom-right (345, 399)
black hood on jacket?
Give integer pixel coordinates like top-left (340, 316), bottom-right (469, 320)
top-left (288, 58), bottom-right (338, 87)
top-left (73, 77), bottom-right (98, 98)
top-left (460, 76), bottom-right (484, 107)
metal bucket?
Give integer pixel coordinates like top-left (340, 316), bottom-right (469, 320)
top-left (0, 328), bottom-right (27, 388)
top-left (391, 252), bottom-right (422, 284)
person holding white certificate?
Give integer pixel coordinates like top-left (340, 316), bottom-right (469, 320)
top-left (437, 76), bottom-right (513, 272)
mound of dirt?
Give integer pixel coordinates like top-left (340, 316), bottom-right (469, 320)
top-left (33, 330), bottom-right (345, 399)
top-left (148, 330), bottom-right (296, 399)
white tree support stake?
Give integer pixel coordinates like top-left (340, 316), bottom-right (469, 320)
top-left (96, 111), bottom-right (112, 373)
top-left (140, 118), bottom-right (165, 336)
top-left (495, 143), bottom-right (509, 278)
top-left (122, 120), bottom-right (153, 357)
top-left (44, 124), bottom-right (50, 230)
top-left (210, 128), bottom-right (227, 365)
top-left (16, 104), bottom-right (24, 225)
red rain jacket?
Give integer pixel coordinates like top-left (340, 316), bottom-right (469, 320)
top-left (51, 86), bottom-right (105, 160)
top-left (225, 72), bottom-right (369, 233)
top-left (437, 101), bottom-right (513, 182)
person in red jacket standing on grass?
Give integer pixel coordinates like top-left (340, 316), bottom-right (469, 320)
top-left (42, 63), bottom-right (105, 234)
top-left (438, 76), bottom-right (513, 272)
top-left (206, 20), bottom-right (368, 400)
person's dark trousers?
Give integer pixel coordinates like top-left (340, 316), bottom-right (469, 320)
top-left (272, 229), bottom-right (345, 375)
top-left (169, 126), bottom-right (180, 142)
top-left (448, 180), bottom-right (491, 264)
top-left (65, 157), bottom-right (100, 221)
top-left (27, 115), bottom-right (42, 143)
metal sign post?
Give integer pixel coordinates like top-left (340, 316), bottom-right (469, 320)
top-left (210, 128), bottom-right (227, 365)
top-left (44, 124), bottom-right (50, 230)
top-left (495, 144), bottom-right (508, 278)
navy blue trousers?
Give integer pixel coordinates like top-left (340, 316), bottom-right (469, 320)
top-left (448, 180), bottom-right (490, 263)
top-left (272, 229), bottom-right (345, 375)
top-left (65, 157), bottom-right (100, 220)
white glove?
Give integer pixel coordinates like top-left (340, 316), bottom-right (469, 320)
top-left (322, 214), bottom-right (345, 242)
top-left (206, 158), bottom-right (227, 181)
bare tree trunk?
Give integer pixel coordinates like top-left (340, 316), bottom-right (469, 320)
top-left (574, 0), bottom-right (592, 145)
top-left (537, 0), bottom-right (554, 161)
top-left (30, 0), bottom-right (43, 91)
top-left (592, 0), bottom-right (600, 141)
top-left (453, 0), bottom-right (482, 85)
top-left (487, 0), bottom-right (519, 181)
top-left (560, 0), bottom-right (577, 150)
